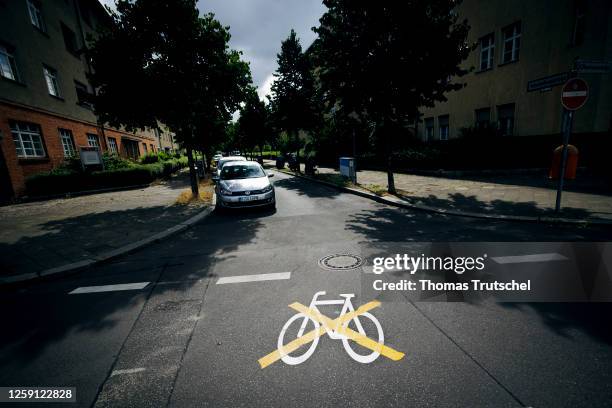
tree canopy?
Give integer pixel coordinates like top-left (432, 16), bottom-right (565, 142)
top-left (313, 0), bottom-right (472, 191)
top-left (269, 29), bottom-right (318, 164)
top-left (88, 0), bottom-right (252, 192)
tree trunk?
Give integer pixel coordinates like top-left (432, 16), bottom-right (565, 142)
top-left (294, 132), bottom-right (300, 173)
top-left (186, 146), bottom-right (199, 197)
top-left (384, 124), bottom-right (396, 194)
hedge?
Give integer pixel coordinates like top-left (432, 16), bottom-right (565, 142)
top-left (26, 157), bottom-right (188, 197)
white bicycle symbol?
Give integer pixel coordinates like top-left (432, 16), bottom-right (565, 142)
top-left (278, 291), bottom-right (384, 365)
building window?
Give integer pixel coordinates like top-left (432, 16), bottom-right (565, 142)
top-left (27, 0), bottom-right (45, 32)
top-left (108, 137), bottom-right (118, 154)
top-left (424, 117), bottom-right (434, 141)
top-left (43, 66), bottom-right (61, 97)
top-left (479, 34), bottom-right (495, 71)
top-left (150, 144), bottom-right (155, 152)
top-left (571, 0), bottom-right (587, 46)
top-left (124, 139), bottom-right (140, 159)
top-left (87, 133), bottom-right (100, 148)
top-left (0, 45), bottom-right (19, 81)
top-left (438, 115), bottom-right (449, 141)
top-left (497, 104), bottom-right (515, 136)
top-left (61, 23), bottom-right (79, 55)
top-left (59, 128), bottom-right (76, 157)
top-left (143, 143), bottom-right (148, 154)
top-left (501, 22), bottom-right (521, 64)
top-left (10, 121), bottom-right (46, 158)
top-left (75, 81), bottom-right (93, 108)
top-left (475, 108), bottom-right (491, 129)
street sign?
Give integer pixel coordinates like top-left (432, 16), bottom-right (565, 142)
top-left (561, 78), bottom-right (589, 111)
top-left (575, 59), bottom-right (611, 74)
top-left (79, 146), bottom-right (102, 166)
top-left (527, 72), bottom-right (569, 92)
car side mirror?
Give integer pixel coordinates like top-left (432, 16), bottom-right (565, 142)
top-left (212, 174), bottom-right (219, 181)
top-left (267, 173), bottom-right (274, 178)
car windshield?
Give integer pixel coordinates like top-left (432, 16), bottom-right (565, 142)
top-left (220, 164), bottom-right (266, 180)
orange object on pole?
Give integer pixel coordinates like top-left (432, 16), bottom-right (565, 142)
top-left (549, 144), bottom-right (579, 179)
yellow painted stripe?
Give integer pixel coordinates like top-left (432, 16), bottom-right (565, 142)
top-left (290, 302), bottom-right (405, 361)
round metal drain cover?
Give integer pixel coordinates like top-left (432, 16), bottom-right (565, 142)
top-left (318, 254), bottom-right (364, 271)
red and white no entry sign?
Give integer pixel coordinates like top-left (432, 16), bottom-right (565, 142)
top-left (561, 78), bottom-right (589, 110)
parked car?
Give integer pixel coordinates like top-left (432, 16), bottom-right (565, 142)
top-left (215, 161), bottom-right (275, 210)
top-left (213, 156), bottom-right (246, 181)
top-left (212, 153), bottom-right (223, 167)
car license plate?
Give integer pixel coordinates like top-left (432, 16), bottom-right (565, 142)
top-left (239, 195), bottom-right (258, 202)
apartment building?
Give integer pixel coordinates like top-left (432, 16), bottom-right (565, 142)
top-left (0, 0), bottom-right (159, 200)
top-left (419, 0), bottom-right (612, 142)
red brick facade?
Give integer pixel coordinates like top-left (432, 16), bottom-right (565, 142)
top-left (0, 102), bottom-right (157, 197)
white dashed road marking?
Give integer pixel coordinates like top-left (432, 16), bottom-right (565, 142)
top-left (69, 282), bottom-right (150, 294)
top-left (491, 253), bottom-right (568, 264)
top-left (111, 368), bottom-right (146, 377)
top-left (216, 272), bottom-right (291, 285)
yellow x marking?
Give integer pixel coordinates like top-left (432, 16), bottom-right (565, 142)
top-left (258, 300), bottom-right (405, 369)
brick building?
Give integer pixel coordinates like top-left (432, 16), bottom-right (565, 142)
top-left (0, 0), bottom-right (162, 200)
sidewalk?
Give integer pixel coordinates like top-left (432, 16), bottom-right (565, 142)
top-left (267, 160), bottom-right (612, 221)
top-left (0, 171), bottom-right (212, 280)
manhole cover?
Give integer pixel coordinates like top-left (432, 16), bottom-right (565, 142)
top-left (318, 254), bottom-right (364, 271)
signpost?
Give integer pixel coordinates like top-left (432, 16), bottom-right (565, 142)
top-left (555, 78), bottom-right (589, 213)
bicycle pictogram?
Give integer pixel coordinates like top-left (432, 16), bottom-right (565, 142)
top-left (258, 291), bottom-right (405, 368)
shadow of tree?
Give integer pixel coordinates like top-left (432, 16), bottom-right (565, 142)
top-left (0, 204), bottom-right (267, 371)
top-left (272, 175), bottom-right (342, 199)
top-left (501, 302), bottom-right (612, 345)
top-left (0, 204), bottom-right (206, 276)
top-left (396, 191), bottom-right (595, 220)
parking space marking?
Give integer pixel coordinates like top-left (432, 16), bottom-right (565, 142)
top-left (69, 282), bottom-right (150, 294)
top-left (111, 368), bottom-right (146, 377)
top-left (216, 272), bottom-right (291, 285)
top-left (491, 253), bottom-right (568, 264)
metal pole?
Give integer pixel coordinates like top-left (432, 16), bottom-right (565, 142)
top-left (352, 127), bottom-right (357, 184)
top-left (555, 109), bottom-right (573, 213)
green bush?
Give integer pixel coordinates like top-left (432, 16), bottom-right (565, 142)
top-left (102, 153), bottom-right (134, 170)
top-left (25, 156), bottom-right (188, 196)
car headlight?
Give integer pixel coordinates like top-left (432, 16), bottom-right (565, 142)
top-left (220, 188), bottom-right (232, 196)
top-left (262, 185), bottom-right (273, 193)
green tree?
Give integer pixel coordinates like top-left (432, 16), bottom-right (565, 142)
top-left (237, 88), bottom-right (270, 157)
top-left (269, 29), bottom-right (317, 171)
top-left (89, 0), bottom-right (251, 195)
top-left (313, 1), bottom-right (472, 192)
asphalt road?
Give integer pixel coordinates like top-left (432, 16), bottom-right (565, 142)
top-left (1, 170), bottom-right (611, 408)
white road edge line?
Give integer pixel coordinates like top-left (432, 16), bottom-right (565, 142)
top-left (491, 253), bottom-right (568, 264)
top-left (69, 282), bottom-right (150, 294)
top-left (111, 368), bottom-right (146, 377)
top-left (216, 272), bottom-right (291, 285)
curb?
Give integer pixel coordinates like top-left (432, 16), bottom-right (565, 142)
top-left (276, 169), bottom-right (612, 226)
top-left (0, 205), bottom-right (214, 286)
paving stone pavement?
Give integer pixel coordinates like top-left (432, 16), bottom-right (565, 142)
top-left (267, 161), bottom-right (612, 221)
top-left (0, 171), bottom-right (209, 277)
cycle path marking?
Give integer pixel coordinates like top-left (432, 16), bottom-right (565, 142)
top-left (258, 300), bottom-right (405, 369)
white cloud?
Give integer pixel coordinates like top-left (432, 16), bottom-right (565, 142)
top-left (97, 0), bottom-right (116, 12)
top-left (257, 74), bottom-right (275, 102)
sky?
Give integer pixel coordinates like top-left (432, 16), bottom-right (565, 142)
top-left (98, 0), bottom-right (326, 101)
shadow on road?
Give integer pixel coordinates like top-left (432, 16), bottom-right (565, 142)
top-left (0, 203), bottom-right (268, 373)
top-left (273, 176), bottom-right (343, 199)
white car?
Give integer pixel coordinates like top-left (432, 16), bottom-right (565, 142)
top-left (213, 156), bottom-right (246, 180)
top-left (215, 161), bottom-right (275, 210)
